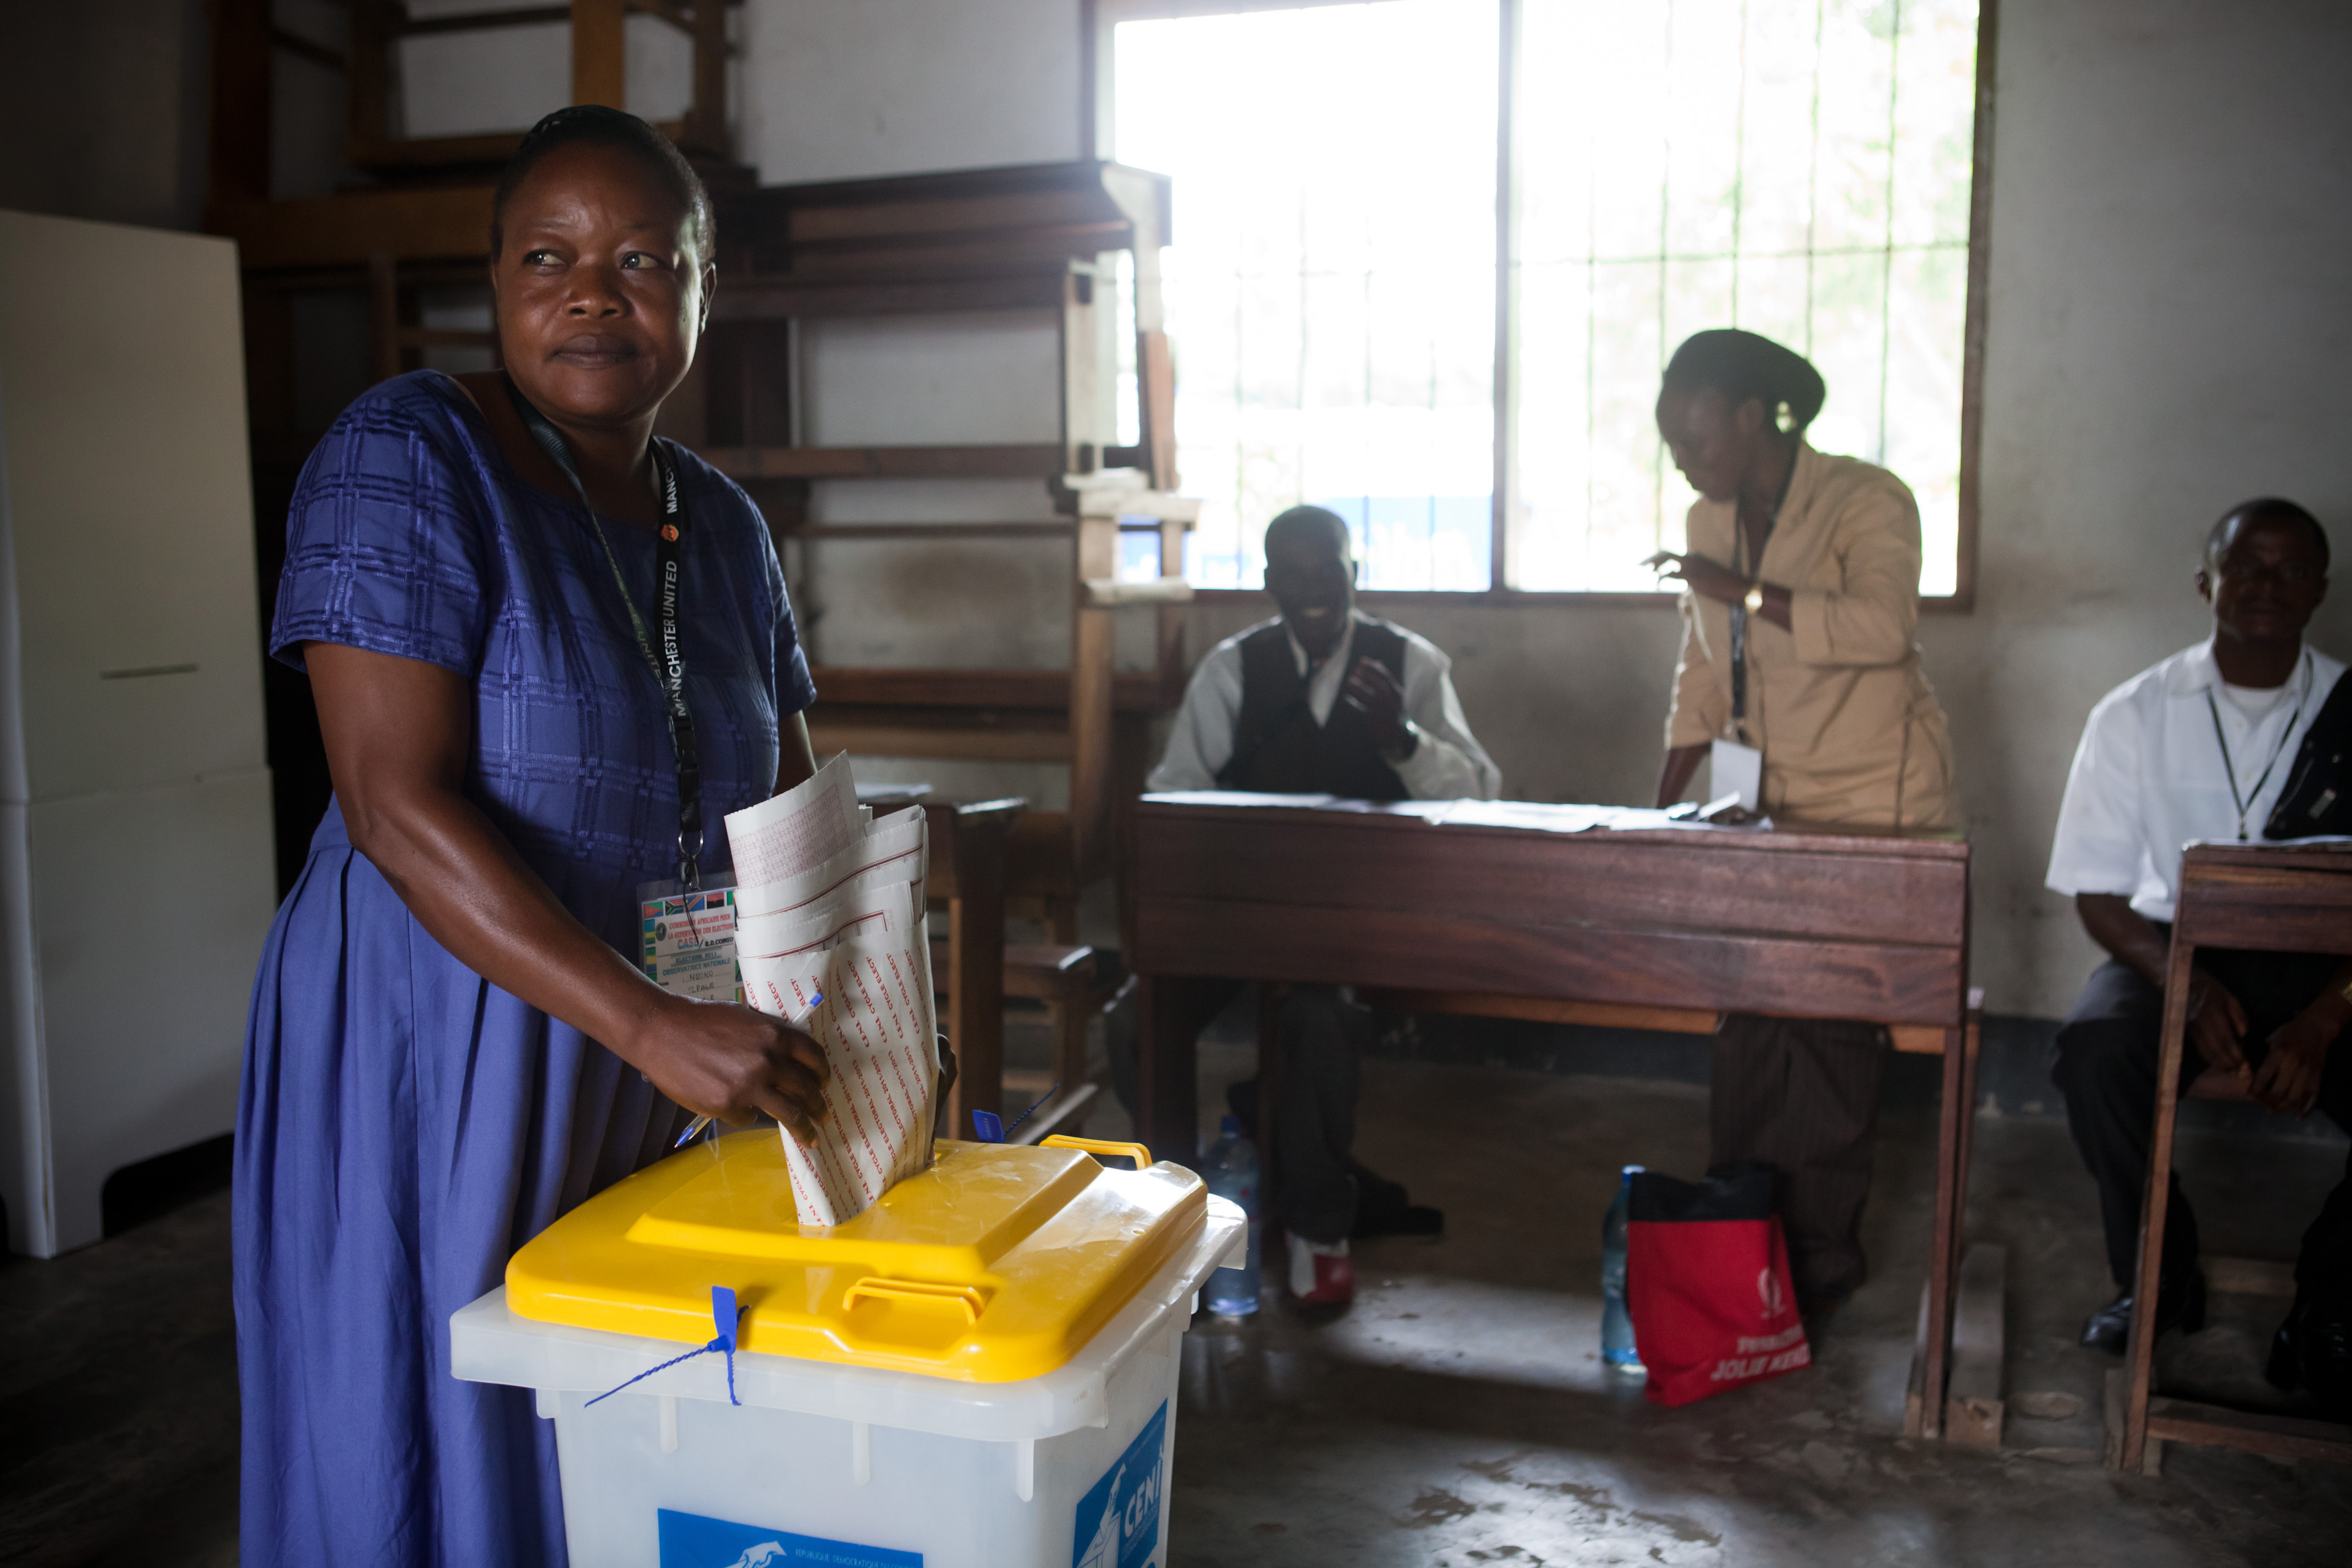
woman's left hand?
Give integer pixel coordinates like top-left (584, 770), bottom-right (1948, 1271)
top-left (1646, 550), bottom-right (1792, 631)
top-left (1646, 549), bottom-right (1745, 605)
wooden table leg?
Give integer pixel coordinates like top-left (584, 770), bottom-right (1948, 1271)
top-left (1137, 974), bottom-right (1212, 1164)
top-left (1954, 998), bottom-right (1984, 1285)
top-left (2122, 932), bottom-right (2199, 1472)
top-left (1921, 1014), bottom-right (1969, 1441)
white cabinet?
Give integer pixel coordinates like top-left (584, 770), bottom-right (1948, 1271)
top-left (0, 209), bottom-right (276, 1257)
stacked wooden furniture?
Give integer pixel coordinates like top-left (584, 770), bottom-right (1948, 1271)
top-left (2111, 840), bottom-right (2352, 1473)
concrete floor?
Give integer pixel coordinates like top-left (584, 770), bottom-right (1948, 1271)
top-left (4, 1051), bottom-right (2349, 1566)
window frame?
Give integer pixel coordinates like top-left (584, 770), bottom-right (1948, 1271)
top-left (1090, 0), bottom-right (1995, 612)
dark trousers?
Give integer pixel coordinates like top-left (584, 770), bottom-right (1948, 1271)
top-left (2051, 941), bottom-right (2352, 1296)
top-left (1711, 1015), bottom-right (1891, 1297)
top-left (1117, 980), bottom-right (1391, 1245)
top-left (1270, 987), bottom-right (1368, 1245)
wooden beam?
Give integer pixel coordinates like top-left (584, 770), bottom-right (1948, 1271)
top-left (629, 0), bottom-right (697, 33)
top-left (400, 6), bottom-right (572, 35)
top-left (710, 267), bottom-right (1075, 321)
top-left (572, 0), bottom-right (629, 109)
top-left (1069, 512), bottom-right (1118, 882)
top-left (213, 187), bottom-right (495, 271)
top-left (2146, 1399), bottom-right (2352, 1466)
top-left (1360, 988), bottom-right (1720, 1036)
top-left (701, 444), bottom-right (1067, 482)
top-left (206, 0), bottom-right (274, 212)
top-left (366, 254), bottom-right (403, 385)
top-left (347, 0), bottom-right (394, 162)
top-left (807, 666), bottom-right (1180, 714)
top-left (684, 0), bottom-right (729, 154)
top-left (273, 25), bottom-right (346, 72)
top-left (805, 720), bottom-right (1071, 765)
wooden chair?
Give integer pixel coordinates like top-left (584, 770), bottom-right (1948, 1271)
top-left (2112, 840), bottom-right (2352, 1473)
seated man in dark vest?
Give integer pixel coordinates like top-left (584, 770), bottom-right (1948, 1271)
top-left (1148, 506), bottom-right (1499, 1307)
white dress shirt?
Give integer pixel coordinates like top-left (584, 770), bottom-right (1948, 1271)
top-left (2047, 638), bottom-right (2344, 921)
top-left (1147, 611), bottom-right (1501, 801)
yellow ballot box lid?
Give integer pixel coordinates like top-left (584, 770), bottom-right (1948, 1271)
top-left (505, 1132), bottom-right (1206, 1384)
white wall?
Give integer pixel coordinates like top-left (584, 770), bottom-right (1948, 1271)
top-left (742, 0), bottom-right (1081, 185)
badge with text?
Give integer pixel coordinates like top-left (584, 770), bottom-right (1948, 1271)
top-left (639, 882), bottom-right (742, 1004)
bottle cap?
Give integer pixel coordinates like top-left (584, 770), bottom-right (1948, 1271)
top-left (1220, 1114), bottom-right (1239, 1137)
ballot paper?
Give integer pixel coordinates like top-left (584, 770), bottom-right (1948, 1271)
top-left (722, 755), bottom-right (940, 1227)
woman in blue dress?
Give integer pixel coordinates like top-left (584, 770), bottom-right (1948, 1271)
top-left (235, 108), bottom-right (832, 1567)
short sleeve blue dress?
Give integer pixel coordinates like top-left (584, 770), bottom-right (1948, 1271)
top-left (234, 371), bottom-right (817, 1568)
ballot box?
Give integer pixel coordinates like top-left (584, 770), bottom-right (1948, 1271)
top-left (452, 1131), bottom-right (1239, 1568)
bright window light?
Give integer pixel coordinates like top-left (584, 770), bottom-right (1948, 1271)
top-left (1116, 2), bottom-right (1499, 592)
top-left (1512, 0), bottom-right (1978, 593)
top-left (1114, 0), bottom-right (1980, 599)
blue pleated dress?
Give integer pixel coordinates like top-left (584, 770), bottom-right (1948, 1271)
top-left (234, 370), bottom-right (817, 1568)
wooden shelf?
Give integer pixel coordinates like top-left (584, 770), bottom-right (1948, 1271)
top-left (724, 159), bottom-right (1170, 279)
top-left (701, 444), bottom-right (1068, 482)
top-left (710, 264), bottom-right (1079, 321)
top-left (809, 666), bottom-right (1183, 715)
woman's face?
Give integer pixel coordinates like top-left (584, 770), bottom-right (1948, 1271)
top-left (1655, 383), bottom-right (1765, 505)
top-left (493, 143), bottom-right (710, 431)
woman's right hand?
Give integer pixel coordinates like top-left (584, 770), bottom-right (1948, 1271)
top-left (626, 995), bottom-right (833, 1142)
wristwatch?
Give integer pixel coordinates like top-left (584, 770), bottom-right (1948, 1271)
top-left (1743, 582), bottom-right (1765, 615)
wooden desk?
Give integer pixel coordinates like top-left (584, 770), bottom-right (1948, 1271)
top-left (2121, 839), bottom-right (2352, 1472)
top-left (1131, 793), bottom-right (1978, 1435)
top-left (922, 798), bottom-right (1024, 1133)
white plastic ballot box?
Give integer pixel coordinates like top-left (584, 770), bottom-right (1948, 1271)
top-left (452, 1131), bottom-right (1243, 1568)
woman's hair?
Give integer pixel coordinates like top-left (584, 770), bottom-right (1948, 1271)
top-left (491, 105), bottom-right (714, 262)
top-left (1661, 329), bottom-right (1827, 435)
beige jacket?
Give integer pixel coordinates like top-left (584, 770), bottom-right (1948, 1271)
top-left (1666, 442), bottom-right (1956, 830)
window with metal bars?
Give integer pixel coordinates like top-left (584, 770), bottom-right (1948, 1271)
top-left (1110, 0), bottom-right (1986, 601)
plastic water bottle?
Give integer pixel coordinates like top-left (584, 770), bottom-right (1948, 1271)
top-left (1601, 1164), bottom-right (1644, 1373)
top-left (1202, 1116), bottom-right (1263, 1316)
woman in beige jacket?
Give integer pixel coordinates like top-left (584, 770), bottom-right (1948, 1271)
top-left (1646, 328), bottom-right (1957, 1308)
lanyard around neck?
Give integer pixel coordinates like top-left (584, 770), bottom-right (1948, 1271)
top-left (503, 376), bottom-right (704, 887)
top-left (1727, 443), bottom-right (1798, 736)
top-left (2203, 647), bottom-right (2311, 842)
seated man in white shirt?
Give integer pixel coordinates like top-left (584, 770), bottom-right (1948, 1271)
top-left (1148, 505), bottom-right (1500, 1308)
top-left (2045, 498), bottom-right (2352, 1417)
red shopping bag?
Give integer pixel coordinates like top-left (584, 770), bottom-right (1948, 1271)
top-left (1625, 1163), bottom-right (1810, 1407)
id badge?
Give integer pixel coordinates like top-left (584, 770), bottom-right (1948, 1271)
top-left (1711, 738), bottom-right (1764, 813)
top-left (638, 878), bottom-right (741, 1004)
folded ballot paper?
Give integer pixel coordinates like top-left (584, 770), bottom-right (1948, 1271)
top-left (722, 755), bottom-right (939, 1227)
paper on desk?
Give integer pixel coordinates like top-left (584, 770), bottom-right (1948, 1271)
top-left (720, 757), bottom-right (939, 1227)
top-left (1430, 799), bottom-right (1774, 834)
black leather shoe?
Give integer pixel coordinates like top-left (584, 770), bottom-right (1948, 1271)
top-left (2266, 1295), bottom-right (2352, 1421)
top-left (2080, 1269), bottom-right (2207, 1356)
